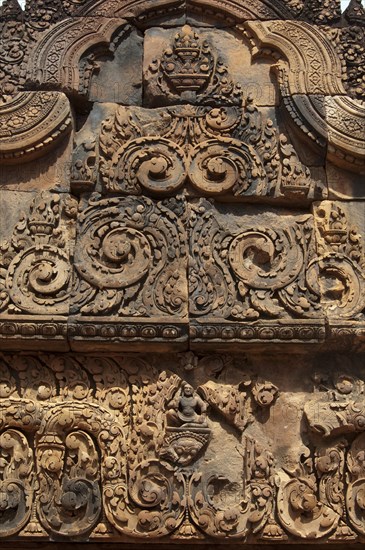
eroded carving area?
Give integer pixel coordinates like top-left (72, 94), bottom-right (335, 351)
top-left (0, 0), bottom-right (365, 545)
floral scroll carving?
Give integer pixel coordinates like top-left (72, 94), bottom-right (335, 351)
top-left (309, 201), bottom-right (365, 319)
top-left (277, 448), bottom-right (340, 539)
top-left (0, 0), bottom-right (365, 546)
top-left (189, 199), bottom-right (321, 321)
top-left (73, 194), bottom-right (188, 318)
top-left (0, 350), bottom-right (364, 543)
top-left (347, 433), bottom-right (365, 536)
top-left (0, 429), bottom-right (34, 537)
top-left (98, 100), bottom-right (322, 200)
top-left (0, 352), bottom-right (284, 541)
top-left (0, 192), bottom-right (77, 316)
top-left (37, 428), bottom-right (101, 537)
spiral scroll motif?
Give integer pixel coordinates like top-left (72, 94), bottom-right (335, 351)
top-left (0, 430), bottom-right (34, 537)
top-left (228, 230), bottom-right (304, 290)
top-left (6, 246), bottom-right (71, 314)
top-left (189, 139), bottom-right (265, 195)
top-left (76, 225), bottom-right (151, 289)
top-left (104, 459), bottom-right (185, 537)
top-left (277, 478), bottom-right (339, 539)
top-left (347, 478), bottom-right (365, 536)
top-left (111, 137), bottom-right (186, 194)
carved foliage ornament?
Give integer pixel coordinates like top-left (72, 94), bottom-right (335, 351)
top-left (98, 100), bottom-right (322, 200)
top-left (189, 199), bottom-right (321, 321)
top-left (302, 373), bottom-right (365, 538)
top-left (189, 199), bottom-right (365, 321)
top-left (3, 352), bottom-right (365, 541)
top-left (1, 194), bottom-right (364, 325)
top-left (309, 202), bottom-right (365, 319)
top-left (0, 353), bottom-right (281, 540)
top-left (0, 192), bottom-right (77, 316)
top-left (73, 194), bottom-right (188, 317)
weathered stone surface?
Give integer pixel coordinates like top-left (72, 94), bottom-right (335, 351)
top-left (1, 0), bottom-right (365, 546)
top-left (311, 200), bottom-right (365, 321)
top-left (0, 190), bottom-right (76, 350)
top-left (88, 27), bottom-right (143, 105)
top-left (326, 162), bottom-right (365, 200)
top-left (0, 136), bottom-right (73, 192)
top-left (92, 101), bottom-right (323, 202)
top-left (69, 192), bottom-right (189, 351)
top-left (143, 26), bottom-right (277, 108)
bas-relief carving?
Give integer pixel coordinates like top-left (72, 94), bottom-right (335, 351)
top-left (0, 351), bottom-right (364, 542)
top-left (245, 20), bottom-right (365, 173)
top-left (96, 100), bottom-right (322, 200)
top-left (0, 92), bottom-right (72, 163)
top-left (1, 192), bottom-right (364, 349)
top-left (72, 193), bottom-right (188, 318)
top-left (1, 0), bottom-right (365, 545)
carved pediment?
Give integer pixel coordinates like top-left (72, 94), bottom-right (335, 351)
top-left (1, 1), bottom-right (365, 545)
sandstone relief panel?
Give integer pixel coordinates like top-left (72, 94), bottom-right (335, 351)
top-left (0, 0), bottom-right (365, 545)
top-left (0, 351), bottom-right (363, 543)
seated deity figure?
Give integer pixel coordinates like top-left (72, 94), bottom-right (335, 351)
top-left (167, 382), bottom-right (208, 428)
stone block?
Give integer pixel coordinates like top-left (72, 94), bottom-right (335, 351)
top-left (88, 27), bottom-right (143, 105)
top-left (0, 190), bottom-right (77, 350)
top-left (69, 193), bottom-right (189, 351)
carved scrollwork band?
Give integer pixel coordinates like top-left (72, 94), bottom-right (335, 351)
top-left (0, 192), bottom-right (364, 347)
